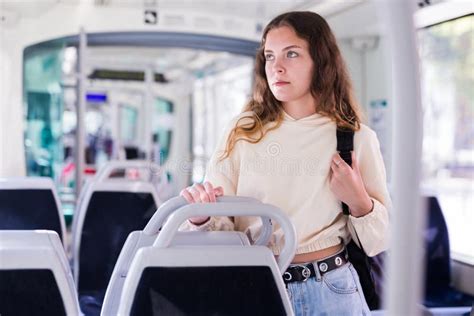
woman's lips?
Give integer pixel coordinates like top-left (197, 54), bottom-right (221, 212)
top-left (273, 81), bottom-right (290, 86)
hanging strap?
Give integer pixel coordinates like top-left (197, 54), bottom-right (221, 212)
top-left (336, 128), bottom-right (354, 215)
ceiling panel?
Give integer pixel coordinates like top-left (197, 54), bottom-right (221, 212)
top-left (1, 0), bottom-right (338, 21)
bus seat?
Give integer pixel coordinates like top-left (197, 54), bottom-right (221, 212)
top-left (73, 160), bottom-right (165, 236)
top-left (112, 196), bottom-right (295, 315)
top-left (102, 196), bottom-right (275, 316)
top-left (124, 146), bottom-right (140, 159)
top-left (94, 160), bottom-right (161, 183)
top-left (0, 230), bottom-right (80, 316)
top-left (423, 196), bottom-right (474, 308)
top-left (0, 177), bottom-right (66, 247)
top-left (71, 181), bottom-right (159, 316)
top-left (101, 230), bottom-right (250, 316)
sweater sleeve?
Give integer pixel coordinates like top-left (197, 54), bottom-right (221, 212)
top-left (349, 127), bottom-right (391, 256)
top-left (180, 114), bottom-right (245, 232)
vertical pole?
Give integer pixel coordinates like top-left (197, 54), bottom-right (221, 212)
top-left (376, 1), bottom-right (426, 315)
top-left (360, 49), bottom-right (367, 110)
top-left (75, 27), bottom-right (87, 199)
top-left (116, 100), bottom-right (124, 160)
top-left (109, 92), bottom-right (120, 160)
top-left (144, 68), bottom-right (153, 160)
top-left (212, 78), bottom-right (218, 151)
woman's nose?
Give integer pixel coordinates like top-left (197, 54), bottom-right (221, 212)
top-left (272, 58), bottom-right (285, 74)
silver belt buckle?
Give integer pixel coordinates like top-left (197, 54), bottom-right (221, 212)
top-left (297, 265), bottom-right (311, 282)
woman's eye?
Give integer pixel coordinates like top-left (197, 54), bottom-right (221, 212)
top-left (265, 54), bottom-right (274, 61)
top-left (287, 51), bottom-right (298, 58)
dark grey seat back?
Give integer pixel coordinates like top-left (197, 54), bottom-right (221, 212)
top-left (0, 269), bottom-right (67, 316)
top-left (0, 177), bottom-right (65, 243)
top-left (73, 182), bottom-right (159, 295)
top-left (130, 265), bottom-right (286, 316)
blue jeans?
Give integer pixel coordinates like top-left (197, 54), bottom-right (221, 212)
top-left (286, 262), bottom-right (371, 316)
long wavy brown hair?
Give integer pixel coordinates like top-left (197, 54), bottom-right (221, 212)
top-left (221, 11), bottom-right (362, 159)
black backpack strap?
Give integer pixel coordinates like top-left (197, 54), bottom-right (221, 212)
top-left (336, 128), bottom-right (354, 215)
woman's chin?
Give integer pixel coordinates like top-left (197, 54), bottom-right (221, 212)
top-left (272, 94), bottom-right (292, 103)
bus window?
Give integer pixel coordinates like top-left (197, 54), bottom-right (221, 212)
top-left (192, 60), bottom-right (253, 183)
top-left (120, 104), bottom-right (139, 143)
top-left (152, 98), bottom-right (174, 164)
top-left (419, 14), bottom-right (473, 264)
top-left (24, 47), bottom-right (65, 181)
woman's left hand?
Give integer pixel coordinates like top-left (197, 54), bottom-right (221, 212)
top-left (329, 151), bottom-right (373, 217)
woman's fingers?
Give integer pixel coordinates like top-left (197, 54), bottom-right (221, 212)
top-left (180, 182), bottom-right (220, 226)
top-left (203, 181), bottom-right (216, 202)
top-left (351, 151), bottom-right (360, 173)
top-left (330, 160), bottom-right (339, 172)
top-left (330, 159), bottom-right (345, 179)
top-left (332, 154), bottom-right (343, 167)
top-left (180, 182), bottom-right (223, 204)
top-left (187, 184), bottom-right (202, 203)
top-left (214, 186), bottom-right (224, 197)
top-left (180, 188), bottom-right (195, 203)
top-left (194, 183), bottom-right (212, 203)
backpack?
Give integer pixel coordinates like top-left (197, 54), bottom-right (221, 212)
top-left (336, 128), bottom-right (386, 310)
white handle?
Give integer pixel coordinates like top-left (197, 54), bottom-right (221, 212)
top-left (143, 196), bottom-right (273, 246)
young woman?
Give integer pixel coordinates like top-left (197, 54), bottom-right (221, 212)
top-left (180, 11), bottom-right (390, 315)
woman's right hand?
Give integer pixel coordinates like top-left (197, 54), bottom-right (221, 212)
top-left (179, 181), bottom-right (224, 225)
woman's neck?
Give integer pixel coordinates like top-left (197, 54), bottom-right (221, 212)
top-left (282, 98), bottom-right (317, 120)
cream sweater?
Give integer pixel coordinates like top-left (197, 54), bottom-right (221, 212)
top-left (184, 111), bottom-right (391, 257)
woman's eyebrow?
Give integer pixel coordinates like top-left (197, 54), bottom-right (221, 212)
top-left (282, 45), bottom-right (302, 51)
top-left (264, 45), bottom-right (302, 53)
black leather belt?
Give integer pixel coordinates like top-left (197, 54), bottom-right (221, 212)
top-left (283, 247), bottom-right (349, 284)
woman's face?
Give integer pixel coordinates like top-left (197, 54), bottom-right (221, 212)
top-left (264, 26), bottom-right (314, 107)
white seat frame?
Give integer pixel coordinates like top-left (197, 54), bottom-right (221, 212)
top-left (71, 180), bottom-right (160, 287)
top-left (74, 160), bottom-right (164, 234)
top-left (0, 230), bottom-right (81, 316)
top-left (94, 160), bottom-right (162, 182)
top-left (0, 177), bottom-right (66, 248)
